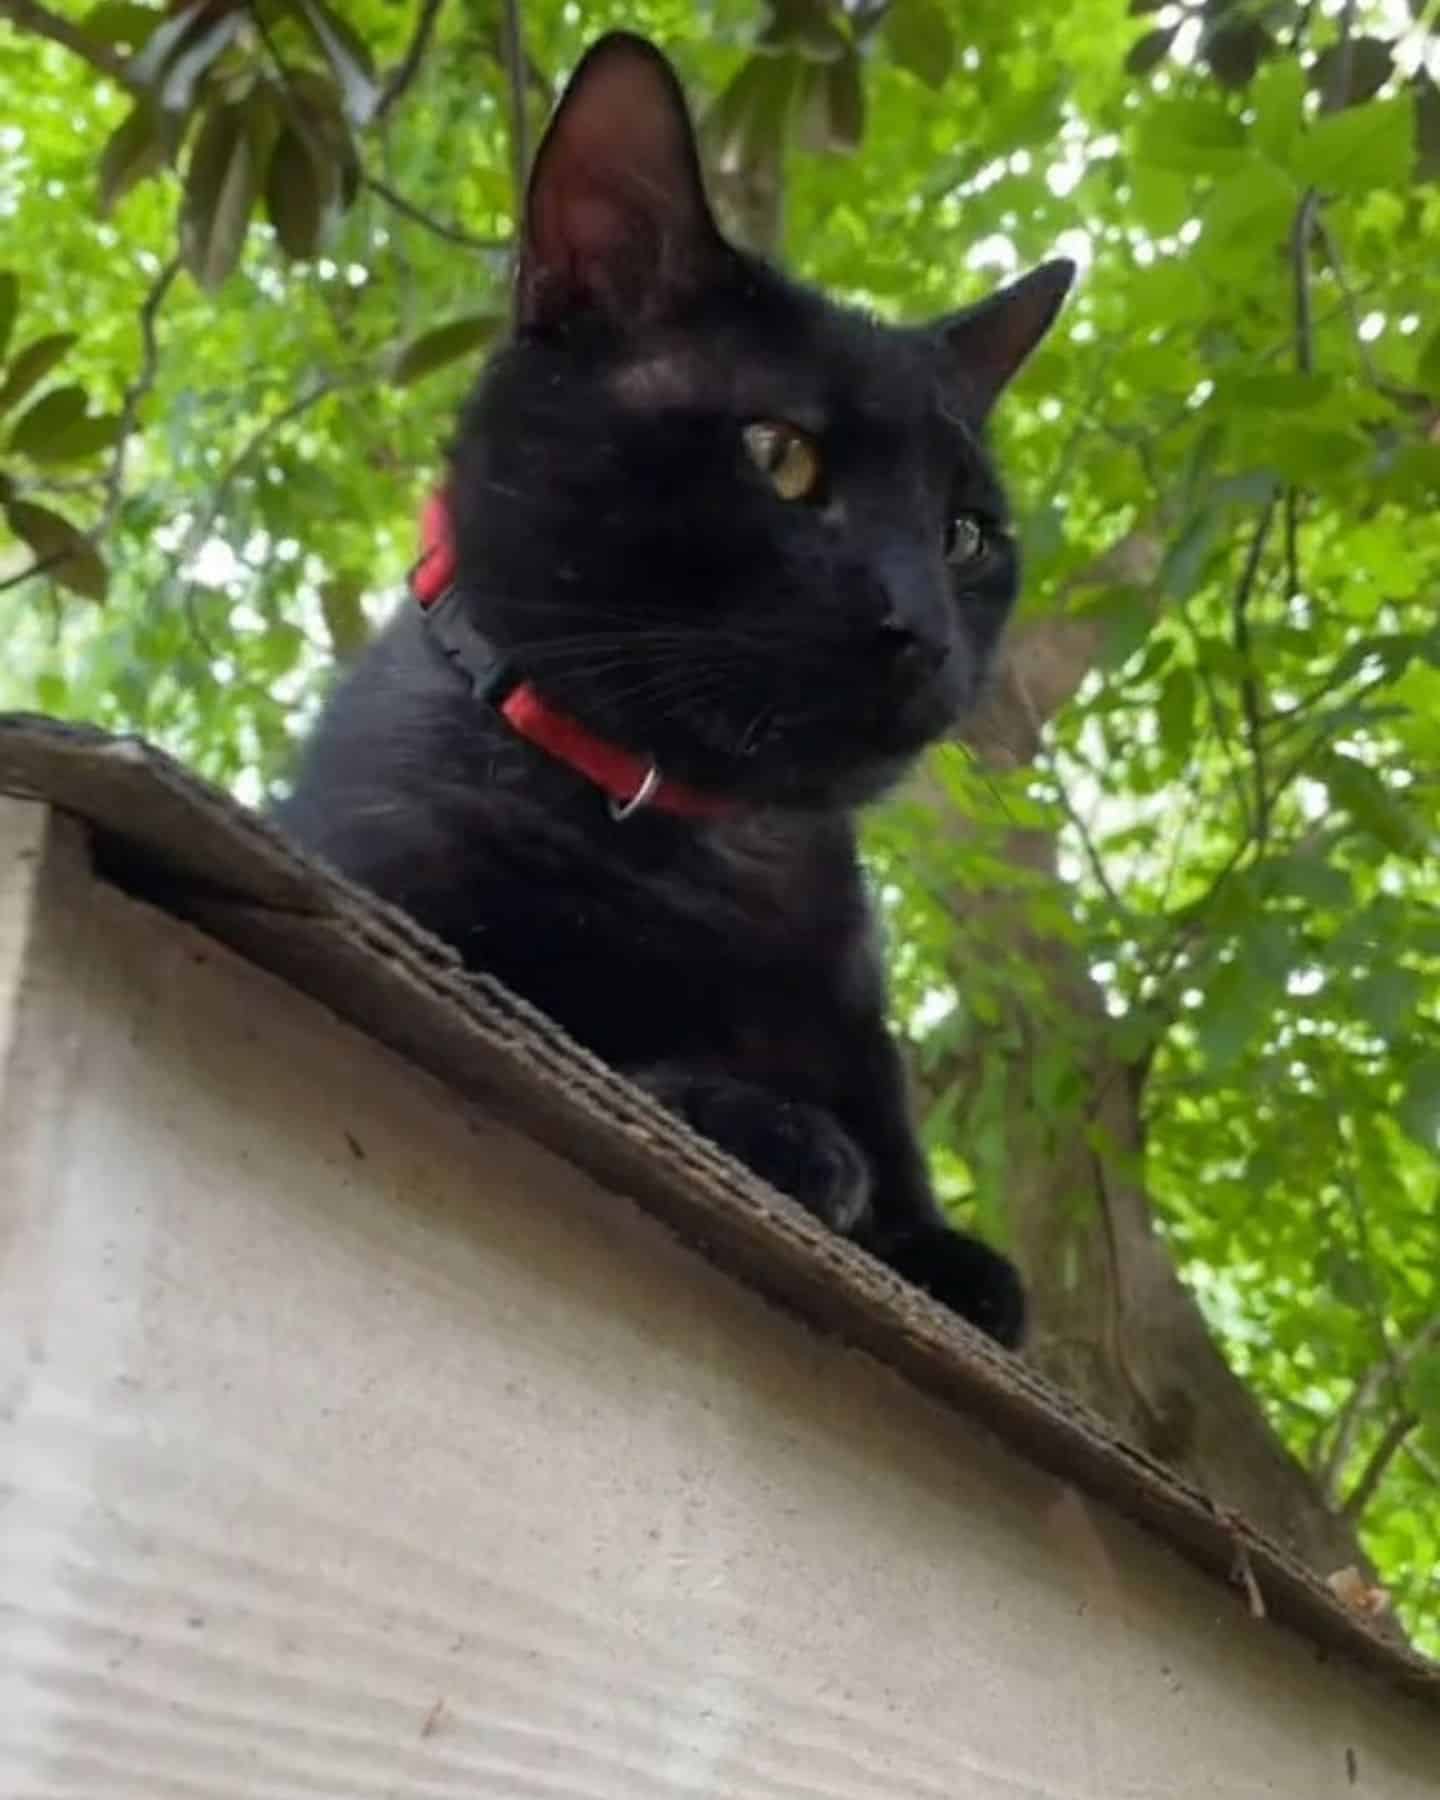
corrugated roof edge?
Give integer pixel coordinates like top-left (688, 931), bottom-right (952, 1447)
top-left (2, 709), bottom-right (1436, 1710)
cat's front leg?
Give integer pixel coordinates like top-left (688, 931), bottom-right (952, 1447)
top-left (631, 1065), bottom-right (873, 1236)
top-left (824, 1017), bottom-right (1028, 1348)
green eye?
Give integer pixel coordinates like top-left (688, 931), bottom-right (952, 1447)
top-left (946, 513), bottom-right (988, 566)
top-left (742, 420), bottom-right (824, 502)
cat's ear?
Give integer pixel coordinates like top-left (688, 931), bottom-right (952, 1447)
top-left (937, 259), bottom-right (1075, 418)
top-left (516, 33), bottom-right (726, 332)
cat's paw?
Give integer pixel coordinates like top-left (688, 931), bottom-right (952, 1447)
top-left (634, 1069), bottom-right (873, 1235)
top-left (875, 1225), bottom-right (1026, 1349)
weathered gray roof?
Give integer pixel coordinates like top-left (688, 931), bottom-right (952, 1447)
top-left (2, 708), bottom-right (1436, 1712)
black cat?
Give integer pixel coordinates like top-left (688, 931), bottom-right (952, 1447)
top-left (277, 33), bottom-right (1073, 1347)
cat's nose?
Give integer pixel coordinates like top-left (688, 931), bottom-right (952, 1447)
top-left (874, 617), bottom-right (949, 679)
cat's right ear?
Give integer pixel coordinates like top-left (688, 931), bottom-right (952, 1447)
top-left (516, 34), bottom-right (727, 333)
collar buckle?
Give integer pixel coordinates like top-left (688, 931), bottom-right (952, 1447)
top-left (607, 763), bottom-right (662, 822)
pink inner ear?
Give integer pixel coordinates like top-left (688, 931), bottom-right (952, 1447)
top-left (519, 36), bottom-right (723, 325)
top-left (565, 190), bottom-right (632, 262)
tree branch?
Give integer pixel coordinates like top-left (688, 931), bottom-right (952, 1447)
top-left (1341, 1412), bottom-right (1417, 1520)
top-left (0, 551), bottom-right (65, 593)
top-left (376, 0), bottom-right (446, 120)
top-left (0, 0), bottom-right (136, 86)
top-left (361, 174), bottom-right (509, 253)
top-left (1232, 497), bottom-right (1278, 847)
top-left (1283, 188), bottom-right (1319, 610)
top-left (97, 256), bottom-right (181, 538)
top-left (1319, 1314), bottom-right (1440, 1505)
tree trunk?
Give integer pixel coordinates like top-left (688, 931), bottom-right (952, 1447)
top-left (925, 553), bottom-right (1397, 1615)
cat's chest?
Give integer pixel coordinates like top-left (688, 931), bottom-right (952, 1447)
top-left (458, 805), bottom-right (874, 1067)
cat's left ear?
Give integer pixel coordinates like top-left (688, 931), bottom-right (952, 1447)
top-left (937, 259), bottom-right (1076, 419)
top-left (516, 33), bottom-right (727, 333)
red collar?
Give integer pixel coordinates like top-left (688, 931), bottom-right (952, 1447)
top-left (410, 492), bottom-right (738, 823)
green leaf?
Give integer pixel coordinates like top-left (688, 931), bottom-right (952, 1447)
top-left (1195, 959), bottom-right (1271, 1072)
top-left (1160, 510), bottom-right (1218, 600)
top-left (1203, 20), bottom-right (1270, 90)
top-left (1408, 1350), bottom-right (1440, 1427)
top-left (1125, 28), bottom-right (1175, 77)
top-left (266, 124), bottom-right (334, 260)
top-left (83, 1), bottom-right (166, 45)
top-left (884, 0), bottom-right (954, 90)
top-left (1157, 666), bottom-right (1196, 765)
top-left (130, 0), bottom-right (244, 115)
top-left (1261, 424), bottom-right (1368, 486)
top-left (3, 498), bottom-right (107, 601)
top-left (319, 573), bottom-right (368, 658)
top-left (8, 384), bottom-right (87, 456)
top-left (292, 0), bottom-right (380, 127)
top-left (1295, 95), bottom-right (1414, 195)
top-left (98, 100), bottom-right (170, 217)
top-left (761, 1), bottom-right (851, 63)
top-left (180, 103), bottom-right (257, 291)
top-left (1312, 37), bottom-right (1394, 113)
top-left (1323, 754), bottom-right (1429, 859)
top-left (0, 334), bottom-right (77, 417)
top-left (1203, 157), bottom-right (1297, 241)
top-left (1418, 323), bottom-right (1440, 397)
top-left (1216, 371), bottom-right (1334, 412)
top-left (389, 314), bottom-right (503, 384)
top-left (823, 47), bottom-right (864, 152)
top-left (1415, 72), bottom-right (1440, 182)
top-left (1128, 167), bottom-right (1190, 236)
top-left (1397, 1055), bottom-right (1440, 1149)
top-left (1353, 968), bottom-right (1420, 1038)
top-left (1250, 57), bottom-right (1304, 160)
top-left (706, 54), bottom-right (797, 180)
top-left (35, 412), bottom-right (124, 464)
top-left (1262, 852), bottom-right (1352, 910)
top-left (1133, 97), bottom-right (1246, 173)
top-left (0, 270), bottom-right (16, 366)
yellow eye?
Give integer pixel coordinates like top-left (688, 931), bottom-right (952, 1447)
top-left (742, 420), bottom-right (824, 502)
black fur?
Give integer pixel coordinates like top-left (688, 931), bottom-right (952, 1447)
top-left (277, 34), bottom-right (1073, 1348)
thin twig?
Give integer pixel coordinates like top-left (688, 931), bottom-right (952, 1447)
top-left (500, 0), bottom-right (529, 206)
top-left (1048, 761), bottom-right (1128, 913)
top-left (1283, 188), bottom-right (1319, 610)
top-left (96, 256), bottom-right (181, 538)
top-left (1291, 189), bottom-right (1318, 378)
top-left (180, 378), bottom-right (346, 564)
top-left (0, 0), bottom-right (136, 86)
top-left (376, 0), bottom-right (445, 120)
top-left (1232, 497), bottom-right (1279, 847)
top-left (173, 376), bottom-right (350, 658)
top-left (1326, 0), bottom-right (1358, 112)
top-left (1312, 211), bottom-right (1383, 385)
top-left (361, 175), bottom-right (509, 253)
top-left (1403, 1437), bottom-right (1440, 1488)
top-left (1342, 1413), bottom-right (1418, 1520)
top-left (0, 550), bottom-right (66, 593)
top-left (1175, 594), bottom-right (1254, 836)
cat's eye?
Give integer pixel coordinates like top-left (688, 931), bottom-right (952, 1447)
top-left (742, 421), bottom-right (824, 503)
top-left (945, 512), bottom-right (989, 567)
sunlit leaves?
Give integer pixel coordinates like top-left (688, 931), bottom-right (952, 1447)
top-left (883, 0), bottom-right (954, 91)
top-left (291, 0), bottom-right (381, 127)
top-left (98, 101), bottom-right (173, 217)
top-left (390, 314), bottom-right (503, 384)
top-left (0, 334), bottom-right (78, 416)
top-left (1296, 94), bottom-right (1416, 195)
top-left (3, 500), bottom-right (107, 601)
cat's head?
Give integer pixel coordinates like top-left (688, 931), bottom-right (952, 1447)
top-left (449, 32), bottom-right (1072, 809)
